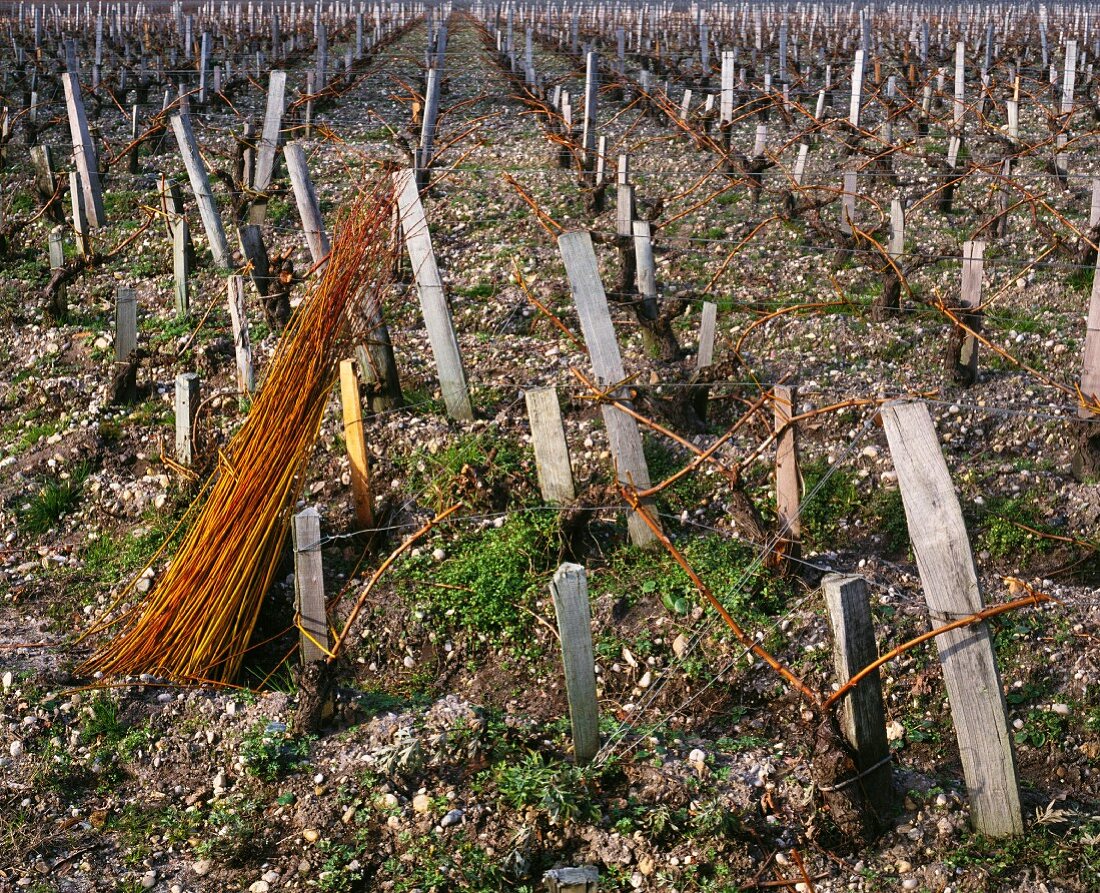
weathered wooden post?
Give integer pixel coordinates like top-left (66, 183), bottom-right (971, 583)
top-left (1072, 247), bottom-right (1100, 480)
top-left (283, 141), bottom-right (330, 265)
top-left (696, 302), bottom-right (717, 370)
top-left (558, 230), bottom-right (659, 547)
top-left (171, 112), bottom-right (232, 269)
top-left (172, 215), bottom-right (190, 316)
top-left (339, 359), bottom-right (374, 530)
top-left (394, 169), bottom-right (473, 421)
top-left (544, 867), bottom-right (598, 893)
top-left (773, 384), bottom-right (801, 563)
top-left (69, 171), bottom-right (91, 258)
top-left (543, 866), bottom-right (598, 893)
top-left (30, 146), bottom-right (63, 223)
top-left (948, 240), bottom-right (985, 385)
top-left (881, 401), bottom-right (1023, 837)
top-left (174, 372), bottom-right (200, 466)
top-left (822, 574), bottom-right (892, 819)
top-left (62, 71), bottom-right (105, 227)
top-left (226, 276), bottom-right (254, 395)
top-left (250, 70), bottom-right (287, 224)
top-left (549, 563), bottom-right (599, 765)
top-left (417, 65), bottom-right (441, 187)
top-left (293, 507), bottom-right (330, 664)
top-left (113, 287), bottom-right (138, 403)
top-left (47, 227), bottom-right (66, 318)
top-left (525, 387), bottom-right (576, 503)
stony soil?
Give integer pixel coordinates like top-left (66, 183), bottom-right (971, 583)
top-left (2, 10), bottom-right (1100, 893)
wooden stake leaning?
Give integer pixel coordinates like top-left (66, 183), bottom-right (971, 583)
top-left (881, 400), bottom-right (1022, 837)
top-left (284, 140), bottom-right (331, 266)
top-left (171, 111), bottom-right (232, 270)
top-left (394, 168), bottom-right (473, 421)
top-left (558, 230), bottom-right (659, 548)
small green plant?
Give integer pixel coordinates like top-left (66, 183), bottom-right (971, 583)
top-left (799, 457), bottom-right (860, 548)
top-left (19, 462), bottom-right (90, 534)
top-left (397, 512), bottom-right (559, 646)
top-left (314, 839), bottom-right (365, 892)
top-left (866, 486), bottom-right (909, 554)
top-left (495, 751), bottom-right (600, 824)
top-left (194, 795), bottom-right (266, 865)
top-left (453, 281), bottom-right (495, 298)
top-left (973, 493), bottom-right (1056, 562)
top-left (239, 722), bottom-right (312, 782)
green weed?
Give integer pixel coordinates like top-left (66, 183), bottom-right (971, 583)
top-left (19, 462), bottom-right (90, 534)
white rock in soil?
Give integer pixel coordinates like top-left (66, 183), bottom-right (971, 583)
top-left (249, 882), bottom-right (270, 893)
top-left (886, 721), bottom-right (905, 741)
top-left (262, 871), bottom-right (279, 884)
top-left (440, 808), bottom-right (464, 827)
top-left (901, 880), bottom-right (920, 891)
top-left (192, 860), bottom-right (214, 876)
top-left (2, 672), bottom-right (11, 691)
top-left (672, 634), bottom-right (688, 657)
top-left (1052, 703), bottom-right (1071, 716)
top-left (142, 871), bottom-right (157, 889)
top-left (412, 793), bottom-right (431, 813)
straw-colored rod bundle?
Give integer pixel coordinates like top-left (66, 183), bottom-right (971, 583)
top-left (80, 181), bottom-right (395, 684)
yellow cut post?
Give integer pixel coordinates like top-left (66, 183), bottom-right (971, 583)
top-left (339, 359), bottom-right (374, 530)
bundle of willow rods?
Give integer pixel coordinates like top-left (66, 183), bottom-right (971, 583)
top-left (80, 180), bottom-right (396, 684)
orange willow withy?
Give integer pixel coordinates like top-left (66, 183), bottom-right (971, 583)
top-left (79, 179), bottom-right (397, 684)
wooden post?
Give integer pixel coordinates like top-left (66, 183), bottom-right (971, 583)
top-left (849, 49), bottom-right (864, 127)
top-left (47, 227), bottom-right (66, 317)
top-left (581, 51), bottom-right (598, 175)
top-left (250, 70), bottom-right (287, 224)
top-left (544, 867), bottom-right (598, 893)
top-left (889, 197), bottom-right (904, 258)
top-left (174, 372), bottom-right (199, 466)
top-left (881, 401), bottom-right (1022, 837)
top-left (525, 387), bottom-right (576, 503)
top-left (549, 563), bottom-right (599, 765)
top-left (171, 112), bottom-right (232, 269)
top-left (339, 359), bottom-right (374, 529)
top-left (62, 71), bottom-right (105, 227)
top-left (292, 507), bottom-right (330, 664)
top-left (840, 170), bottom-right (857, 235)
top-left (113, 287), bottom-right (138, 403)
top-left (558, 230), bottom-right (659, 547)
top-left (227, 275), bottom-right (254, 394)
top-left (172, 214), bottom-right (190, 316)
top-left (1072, 248), bottom-right (1100, 479)
top-left (696, 301), bottom-right (717, 370)
top-left (237, 224), bottom-right (272, 297)
top-left (950, 240), bottom-right (985, 385)
top-left (773, 384), bottom-right (800, 562)
top-left (283, 141), bottom-right (330, 265)
top-left (115, 288), bottom-right (137, 364)
top-left (418, 66), bottom-right (441, 184)
top-left (394, 169), bottom-right (473, 421)
top-left (822, 574), bottom-right (892, 819)
top-left (30, 146), bottom-right (62, 223)
top-left (69, 171), bottom-right (91, 258)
